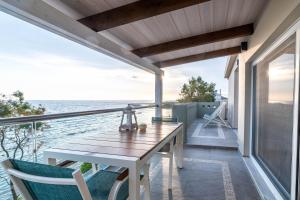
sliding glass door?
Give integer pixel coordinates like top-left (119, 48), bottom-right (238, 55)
top-left (252, 35), bottom-right (296, 199)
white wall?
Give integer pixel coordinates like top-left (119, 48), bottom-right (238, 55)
top-left (227, 70), bottom-right (235, 126)
top-left (227, 61), bottom-right (239, 128)
top-left (237, 0), bottom-right (300, 156)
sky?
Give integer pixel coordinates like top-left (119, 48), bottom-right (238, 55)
top-left (0, 11), bottom-right (228, 101)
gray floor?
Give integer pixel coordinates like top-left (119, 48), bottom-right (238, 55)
top-left (144, 119), bottom-right (260, 200)
top-left (147, 147), bottom-right (261, 200)
top-left (186, 119), bottom-right (239, 149)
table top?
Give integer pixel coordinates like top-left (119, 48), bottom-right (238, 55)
top-left (47, 122), bottom-right (183, 160)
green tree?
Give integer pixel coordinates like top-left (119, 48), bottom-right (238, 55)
top-left (0, 91), bottom-right (46, 199)
top-left (177, 76), bottom-right (216, 102)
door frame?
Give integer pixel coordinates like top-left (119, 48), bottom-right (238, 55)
top-left (250, 20), bottom-right (300, 200)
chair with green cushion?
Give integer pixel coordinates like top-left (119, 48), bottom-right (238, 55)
top-left (151, 116), bottom-right (178, 190)
top-left (1, 159), bottom-right (149, 200)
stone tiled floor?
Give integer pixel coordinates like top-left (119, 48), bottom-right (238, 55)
top-left (147, 147), bottom-right (261, 200)
top-left (186, 119), bottom-right (238, 149)
top-left (144, 119), bottom-right (260, 200)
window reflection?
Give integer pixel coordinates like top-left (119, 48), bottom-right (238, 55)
top-left (268, 53), bottom-right (295, 104)
top-left (253, 36), bottom-right (295, 199)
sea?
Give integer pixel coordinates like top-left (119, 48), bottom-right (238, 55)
top-left (0, 100), bottom-right (171, 199)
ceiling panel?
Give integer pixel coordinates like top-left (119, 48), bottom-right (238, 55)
top-left (46, 0), bottom-right (138, 19)
top-left (107, 0), bottom-right (267, 50)
top-left (148, 37), bottom-right (245, 63)
top-left (44, 0), bottom-right (268, 65)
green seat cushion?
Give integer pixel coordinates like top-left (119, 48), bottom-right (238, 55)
top-left (85, 170), bottom-right (129, 200)
top-left (86, 171), bottom-right (144, 200)
top-left (10, 159), bottom-right (82, 200)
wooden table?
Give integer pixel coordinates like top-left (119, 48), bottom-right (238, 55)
top-left (43, 122), bottom-right (184, 200)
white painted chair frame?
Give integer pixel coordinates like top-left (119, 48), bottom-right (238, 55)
top-left (1, 159), bottom-right (150, 200)
top-left (203, 102), bottom-right (231, 128)
top-left (103, 165), bottom-right (151, 200)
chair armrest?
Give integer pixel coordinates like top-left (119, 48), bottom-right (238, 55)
top-left (108, 170), bottom-right (129, 200)
top-left (116, 169), bottom-right (128, 181)
top-left (56, 160), bottom-right (76, 168)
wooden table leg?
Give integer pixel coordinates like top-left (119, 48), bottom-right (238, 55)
top-left (129, 164), bottom-right (141, 200)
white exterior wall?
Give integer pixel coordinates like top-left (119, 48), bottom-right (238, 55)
top-left (227, 73), bottom-right (234, 125)
top-left (227, 61), bottom-right (238, 128)
top-left (237, 0), bottom-right (300, 156)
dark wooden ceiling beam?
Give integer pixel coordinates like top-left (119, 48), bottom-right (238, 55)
top-left (133, 24), bottom-right (253, 57)
top-left (78, 0), bottom-right (210, 32)
top-left (154, 46), bottom-right (242, 68)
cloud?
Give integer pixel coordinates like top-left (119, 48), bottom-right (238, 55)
top-left (0, 51), bottom-right (228, 100)
top-left (0, 52), bottom-right (156, 100)
top-left (0, 11), bottom-right (228, 101)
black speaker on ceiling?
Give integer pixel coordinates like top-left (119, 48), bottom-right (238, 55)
top-left (241, 42), bottom-right (248, 51)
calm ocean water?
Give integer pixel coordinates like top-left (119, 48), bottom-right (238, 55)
top-left (0, 100), bottom-right (171, 199)
top-left (28, 100), bottom-right (153, 113)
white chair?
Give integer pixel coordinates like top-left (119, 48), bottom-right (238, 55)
top-left (1, 159), bottom-right (150, 200)
top-left (203, 102), bottom-right (231, 128)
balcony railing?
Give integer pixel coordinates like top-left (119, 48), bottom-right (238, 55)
top-left (0, 104), bottom-right (162, 199)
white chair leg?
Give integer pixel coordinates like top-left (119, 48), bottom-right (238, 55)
top-left (221, 117), bottom-right (231, 128)
top-left (217, 115), bottom-right (231, 128)
top-left (143, 163), bottom-right (151, 200)
top-left (203, 119), bottom-right (212, 128)
top-left (168, 140), bottom-right (174, 190)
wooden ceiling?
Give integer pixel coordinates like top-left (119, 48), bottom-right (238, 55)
top-left (46, 0), bottom-right (268, 68)
top-left (78, 0), bottom-right (211, 32)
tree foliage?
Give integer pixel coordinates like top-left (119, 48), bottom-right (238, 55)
top-left (0, 90), bottom-right (46, 159)
top-left (0, 91), bottom-right (45, 118)
top-left (177, 76), bottom-right (216, 102)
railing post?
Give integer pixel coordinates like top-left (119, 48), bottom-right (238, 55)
top-left (155, 73), bottom-right (163, 117)
top-left (32, 121), bottom-right (37, 162)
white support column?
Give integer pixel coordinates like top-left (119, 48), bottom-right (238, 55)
top-left (155, 73), bottom-right (163, 117)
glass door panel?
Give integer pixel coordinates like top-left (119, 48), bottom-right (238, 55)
top-left (253, 35), bottom-right (296, 199)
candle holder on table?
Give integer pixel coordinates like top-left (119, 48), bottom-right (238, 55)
top-left (119, 105), bottom-right (138, 132)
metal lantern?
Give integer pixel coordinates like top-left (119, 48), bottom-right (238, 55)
top-left (119, 105), bottom-right (138, 132)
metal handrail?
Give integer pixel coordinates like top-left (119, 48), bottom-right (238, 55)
top-left (0, 104), bottom-right (158, 125)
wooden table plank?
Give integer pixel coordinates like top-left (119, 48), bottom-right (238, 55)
top-left (90, 123), bottom-right (180, 135)
top-left (85, 135), bottom-right (165, 142)
top-left (77, 137), bottom-right (159, 145)
top-left (53, 143), bottom-right (148, 158)
top-left (68, 138), bottom-right (155, 150)
top-left (87, 132), bottom-right (170, 139)
top-left (50, 123), bottom-right (183, 159)
top-left (88, 131), bottom-right (171, 137)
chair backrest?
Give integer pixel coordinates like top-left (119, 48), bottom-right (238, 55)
top-left (209, 102), bottom-right (226, 119)
top-left (1, 159), bottom-right (91, 200)
top-left (152, 116), bottom-right (178, 123)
